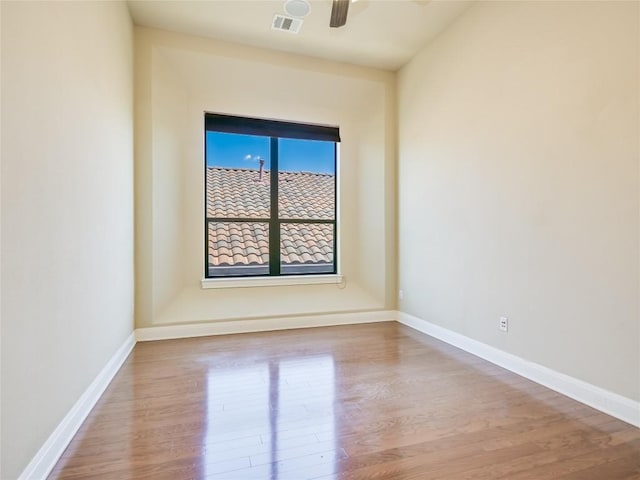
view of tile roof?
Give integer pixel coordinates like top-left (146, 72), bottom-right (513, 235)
top-left (207, 167), bottom-right (335, 271)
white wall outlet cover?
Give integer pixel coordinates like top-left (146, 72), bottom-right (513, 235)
top-left (499, 316), bottom-right (508, 332)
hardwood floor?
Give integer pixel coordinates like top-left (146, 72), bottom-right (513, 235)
top-left (49, 322), bottom-right (640, 480)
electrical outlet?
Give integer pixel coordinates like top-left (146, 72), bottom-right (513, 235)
top-left (499, 316), bottom-right (508, 332)
top-left (399, 290), bottom-right (404, 300)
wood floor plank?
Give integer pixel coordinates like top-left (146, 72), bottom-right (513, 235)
top-left (49, 322), bottom-right (640, 480)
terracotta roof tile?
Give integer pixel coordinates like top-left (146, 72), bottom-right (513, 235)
top-left (207, 167), bottom-right (334, 219)
top-left (207, 167), bottom-right (335, 271)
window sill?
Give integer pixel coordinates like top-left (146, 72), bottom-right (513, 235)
top-left (201, 274), bottom-right (344, 289)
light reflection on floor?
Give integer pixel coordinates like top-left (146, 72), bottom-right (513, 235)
top-left (205, 355), bottom-right (337, 479)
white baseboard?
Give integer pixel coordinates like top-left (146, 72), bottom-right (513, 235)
top-left (136, 310), bottom-right (395, 341)
top-left (18, 309), bottom-right (638, 480)
top-left (18, 332), bottom-right (136, 480)
top-left (18, 311), bottom-right (390, 478)
top-left (397, 311), bottom-right (640, 428)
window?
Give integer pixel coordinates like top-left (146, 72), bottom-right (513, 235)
top-left (205, 113), bottom-right (339, 278)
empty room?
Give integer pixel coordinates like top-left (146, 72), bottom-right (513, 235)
top-left (1, 0), bottom-right (639, 479)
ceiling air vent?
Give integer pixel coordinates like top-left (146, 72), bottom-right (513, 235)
top-left (272, 14), bottom-right (303, 34)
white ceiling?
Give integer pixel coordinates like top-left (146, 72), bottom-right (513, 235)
top-left (127, 0), bottom-right (473, 71)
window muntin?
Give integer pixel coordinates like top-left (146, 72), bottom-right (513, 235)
top-left (205, 114), bottom-right (338, 279)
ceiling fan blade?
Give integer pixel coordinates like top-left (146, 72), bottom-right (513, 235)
top-left (330, 0), bottom-right (349, 28)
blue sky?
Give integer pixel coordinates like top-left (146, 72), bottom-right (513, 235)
top-left (206, 131), bottom-right (335, 175)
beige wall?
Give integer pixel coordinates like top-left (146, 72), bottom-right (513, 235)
top-left (4, 1), bottom-right (636, 475)
top-left (398, 1), bottom-right (639, 401)
top-left (135, 28), bottom-right (397, 328)
top-left (1, 2), bottom-right (134, 478)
